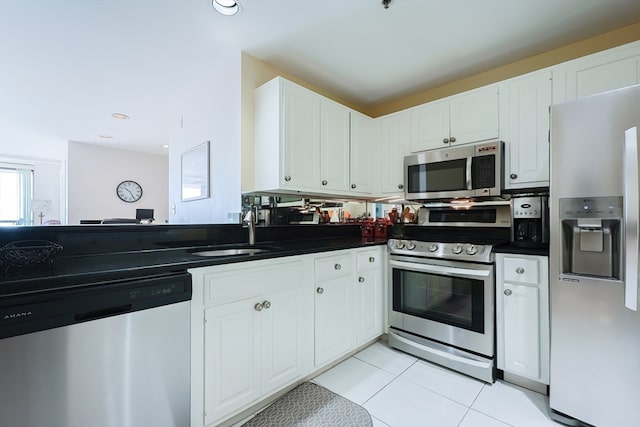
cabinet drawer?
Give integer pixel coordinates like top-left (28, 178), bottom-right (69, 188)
top-left (503, 257), bottom-right (539, 284)
top-left (205, 260), bottom-right (303, 306)
top-left (356, 249), bottom-right (382, 271)
top-left (315, 254), bottom-right (352, 281)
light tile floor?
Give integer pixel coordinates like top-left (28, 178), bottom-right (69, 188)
top-left (312, 341), bottom-right (564, 427)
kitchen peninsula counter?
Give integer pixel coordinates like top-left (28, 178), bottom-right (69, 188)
top-left (0, 224), bottom-right (386, 296)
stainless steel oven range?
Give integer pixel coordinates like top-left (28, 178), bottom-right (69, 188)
top-left (388, 240), bottom-right (496, 382)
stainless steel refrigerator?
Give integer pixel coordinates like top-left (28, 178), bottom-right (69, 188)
top-left (550, 84), bottom-right (640, 427)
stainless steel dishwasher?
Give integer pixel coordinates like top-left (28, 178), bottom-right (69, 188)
top-left (0, 272), bottom-right (191, 427)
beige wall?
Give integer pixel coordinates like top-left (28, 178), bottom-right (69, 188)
top-left (240, 21), bottom-right (640, 193)
top-left (369, 21), bottom-right (640, 117)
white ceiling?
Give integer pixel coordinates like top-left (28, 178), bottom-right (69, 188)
top-left (1, 0), bottom-right (639, 155)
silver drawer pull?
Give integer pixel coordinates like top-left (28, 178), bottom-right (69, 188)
top-left (358, 276), bottom-right (365, 283)
top-left (516, 267), bottom-right (525, 274)
top-left (316, 287), bottom-right (324, 294)
top-left (254, 302), bottom-right (264, 311)
top-left (262, 300), bottom-right (271, 309)
top-left (334, 263), bottom-right (341, 270)
top-left (369, 257), bottom-right (375, 263)
top-left (504, 289), bottom-right (513, 296)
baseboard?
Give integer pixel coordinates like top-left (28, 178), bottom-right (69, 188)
top-left (502, 371), bottom-right (548, 395)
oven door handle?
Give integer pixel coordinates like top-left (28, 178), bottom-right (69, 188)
top-left (389, 260), bottom-right (491, 279)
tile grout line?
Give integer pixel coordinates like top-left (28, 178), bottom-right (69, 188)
top-left (359, 358), bottom-right (419, 406)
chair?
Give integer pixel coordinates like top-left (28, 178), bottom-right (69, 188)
top-left (135, 209), bottom-right (154, 221)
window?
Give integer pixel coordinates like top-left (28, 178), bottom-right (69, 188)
top-left (0, 162), bottom-right (34, 225)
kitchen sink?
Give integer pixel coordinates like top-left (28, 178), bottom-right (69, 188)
top-left (191, 248), bottom-right (271, 257)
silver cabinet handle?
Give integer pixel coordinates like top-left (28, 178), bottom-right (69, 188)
top-left (316, 287), bottom-right (324, 294)
top-left (516, 267), bottom-right (525, 274)
top-left (510, 173), bottom-right (518, 180)
top-left (397, 184), bottom-right (404, 189)
top-left (322, 180), bottom-right (328, 186)
top-left (334, 263), bottom-right (341, 270)
top-left (369, 257), bottom-right (375, 263)
top-left (284, 175), bottom-right (291, 182)
top-left (254, 302), bottom-right (263, 311)
top-left (262, 300), bottom-right (271, 309)
top-left (504, 289), bottom-right (512, 296)
top-left (351, 184), bottom-right (357, 189)
top-left (443, 138), bottom-right (449, 144)
top-left (450, 136), bottom-right (457, 143)
top-left (358, 276), bottom-right (365, 283)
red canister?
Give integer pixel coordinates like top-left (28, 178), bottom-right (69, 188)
top-left (360, 220), bottom-right (375, 238)
top-left (374, 219), bottom-right (391, 239)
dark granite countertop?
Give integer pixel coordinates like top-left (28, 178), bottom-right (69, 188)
top-left (0, 223), bottom-right (386, 297)
top-left (492, 242), bottom-right (549, 257)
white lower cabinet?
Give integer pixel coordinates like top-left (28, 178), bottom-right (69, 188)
top-left (190, 257), bottom-right (312, 427)
top-left (189, 246), bottom-right (385, 427)
top-left (314, 247), bottom-right (384, 367)
top-left (496, 253), bottom-right (549, 385)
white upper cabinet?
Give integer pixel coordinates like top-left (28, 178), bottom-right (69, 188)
top-left (320, 97), bottom-right (350, 193)
top-left (410, 84), bottom-right (499, 152)
top-left (560, 41), bottom-right (640, 102)
top-left (500, 69), bottom-right (553, 189)
top-left (254, 76), bottom-right (374, 197)
top-left (255, 77), bottom-right (320, 193)
top-left (350, 111), bottom-right (374, 194)
top-left (378, 110), bottom-right (411, 195)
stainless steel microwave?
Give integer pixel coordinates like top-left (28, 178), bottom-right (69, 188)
top-left (404, 140), bottom-right (504, 201)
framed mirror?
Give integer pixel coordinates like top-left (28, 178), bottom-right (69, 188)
top-left (181, 141), bottom-right (210, 201)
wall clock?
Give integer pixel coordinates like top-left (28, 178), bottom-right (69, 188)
top-left (116, 180), bottom-right (143, 203)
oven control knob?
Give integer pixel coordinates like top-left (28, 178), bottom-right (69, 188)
top-left (466, 245), bottom-right (478, 255)
top-left (452, 244), bottom-right (463, 254)
top-left (406, 241), bottom-right (416, 250)
top-left (428, 243), bottom-right (439, 252)
top-left (395, 240), bottom-right (406, 249)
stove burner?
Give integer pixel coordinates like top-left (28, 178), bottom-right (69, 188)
top-left (387, 239), bottom-right (494, 263)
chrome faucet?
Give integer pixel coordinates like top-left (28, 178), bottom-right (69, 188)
top-left (243, 207), bottom-right (257, 245)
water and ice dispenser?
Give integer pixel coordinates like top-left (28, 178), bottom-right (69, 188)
top-left (560, 196), bottom-right (623, 280)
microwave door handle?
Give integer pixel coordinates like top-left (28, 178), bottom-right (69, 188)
top-left (389, 260), bottom-right (491, 279)
top-left (466, 157), bottom-right (473, 190)
top-left (624, 126), bottom-right (639, 311)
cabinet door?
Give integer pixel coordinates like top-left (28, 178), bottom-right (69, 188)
top-left (502, 283), bottom-right (541, 380)
top-left (354, 268), bottom-right (383, 345)
top-left (410, 99), bottom-right (449, 152)
top-left (261, 287), bottom-right (305, 396)
top-left (449, 85), bottom-right (499, 145)
top-left (350, 111), bottom-right (374, 194)
top-left (314, 275), bottom-right (352, 366)
top-left (565, 46), bottom-right (640, 100)
top-left (320, 98), bottom-right (350, 192)
top-left (282, 80), bottom-right (321, 189)
top-left (502, 70), bottom-right (552, 189)
top-left (379, 111), bottom-right (411, 194)
top-left (204, 300), bottom-right (260, 426)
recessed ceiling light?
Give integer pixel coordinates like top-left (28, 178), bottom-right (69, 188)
top-left (99, 134), bottom-right (113, 139)
top-left (111, 113), bottom-right (130, 120)
top-left (212, 0), bottom-right (239, 16)
top-left (161, 145), bottom-right (169, 149)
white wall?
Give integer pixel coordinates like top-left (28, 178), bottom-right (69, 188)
top-left (168, 52), bottom-right (242, 224)
top-left (68, 142), bottom-right (169, 224)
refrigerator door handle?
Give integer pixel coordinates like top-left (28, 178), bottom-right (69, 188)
top-left (624, 126), bottom-right (639, 311)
